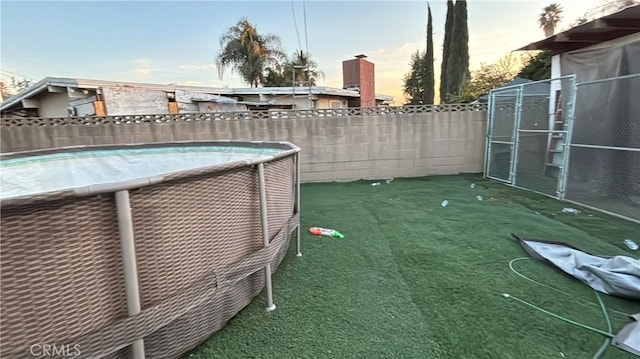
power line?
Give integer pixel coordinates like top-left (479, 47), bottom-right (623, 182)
top-left (0, 69), bottom-right (32, 80)
top-left (291, 0), bottom-right (303, 52)
top-left (302, 0), bottom-right (311, 107)
top-left (2, 49), bottom-right (106, 80)
top-left (302, 0), bottom-right (309, 57)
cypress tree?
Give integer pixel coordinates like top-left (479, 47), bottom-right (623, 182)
top-left (423, 4), bottom-right (435, 105)
top-left (445, 0), bottom-right (469, 102)
top-left (439, 0), bottom-right (454, 103)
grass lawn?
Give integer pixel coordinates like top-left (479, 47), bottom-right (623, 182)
top-left (187, 174), bottom-right (640, 359)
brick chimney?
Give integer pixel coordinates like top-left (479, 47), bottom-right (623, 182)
top-left (342, 54), bottom-right (375, 108)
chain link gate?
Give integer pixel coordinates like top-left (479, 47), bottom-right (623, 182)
top-left (484, 75), bottom-right (577, 199)
top-left (564, 73), bottom-right (640, 221)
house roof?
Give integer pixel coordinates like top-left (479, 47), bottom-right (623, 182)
top-left (232, 86), bottom-right (362, 97)
top-left (0, 77), bottom-right (237, 111)
top-left (495, 77), bottom-right (551, 95)
top-left (1, 77), bottom-right (394, 111)
top-left (477, 77), bottom-right (551, 103)
top-left (515, 4), bottom-right (640, 54)
top-left (232, 86), bottom-right (394, 101)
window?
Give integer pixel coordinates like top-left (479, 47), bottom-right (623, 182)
top-left (330, 100), bottom-right (342, 109)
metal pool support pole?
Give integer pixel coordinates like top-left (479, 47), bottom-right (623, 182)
top-left (257, 163), bottom-right (277, 312)
top-left (295, 153), bottom-right (302, 257)
top-left (115, 190), bottom-right (146, 359)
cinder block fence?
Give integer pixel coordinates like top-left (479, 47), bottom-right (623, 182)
top-left (1, 105), bottom-right (487, 182)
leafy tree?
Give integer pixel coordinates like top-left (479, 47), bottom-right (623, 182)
top-left (518, 51), bottom-right (551, 81)
top-left (0, 77), bottom-right (33, 101)
top-left (450, 53), bottom-right (522, 103)
top-left (570, 0), bottom-right (637, 27)
top-left (216, 17), bottom-right (286, 87)
top-left (442, 0), bottom-right (469, 103)
top-left (263, 50), bottom-right (324, 87)
top-left (11, 77), bottom-right (32, 92)
top-left (606, 0), bottom-right (639, 11)
top-left (0, 81), bottom-right (13, 100)
top-left (403, 50), bottom-right (428, 105)
top-left (264, 64), bottom-right (287, 87)
top-left (571, 16), bottom-right (589, 27)
top-left (539, 3), bottom-right (563, 37)
top-left (289, 50), bottom-right (324, 86)
top-left (439, 0), bottom-right (455, 103)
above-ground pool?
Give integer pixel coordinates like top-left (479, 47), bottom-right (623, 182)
top-left (0, 141), bottom-right (301, 359)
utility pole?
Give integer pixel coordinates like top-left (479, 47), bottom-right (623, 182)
top-left (293, 65), bottom-right (310, 109)
top-left (292, 66), bottom-right (297, 108)
top-left (306, 68), bottom-right (312, 109)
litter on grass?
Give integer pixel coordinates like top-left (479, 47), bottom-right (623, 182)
top-left (561, 207), bottom-right (581, 214)
top-left (624, 239), bottom-right (639, 251)
top-left (308, 227), bottom-right (345, 239)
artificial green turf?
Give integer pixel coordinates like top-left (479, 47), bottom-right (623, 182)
top-left (186, 175), bottom-right (640, 359)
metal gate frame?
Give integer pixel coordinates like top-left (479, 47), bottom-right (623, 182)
top-left (484, 75), bottom-right (577, 199)
top-left (484, 87), bottom-right (521, 184)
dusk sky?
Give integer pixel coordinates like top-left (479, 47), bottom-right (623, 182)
top-left (1, 0), bottom-right (607, 104)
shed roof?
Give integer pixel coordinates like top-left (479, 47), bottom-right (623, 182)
top-left (516, 4), bottom-right (640, 54)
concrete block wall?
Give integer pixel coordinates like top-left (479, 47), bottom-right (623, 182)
top-left (1, 110), bottom-right (487, 182)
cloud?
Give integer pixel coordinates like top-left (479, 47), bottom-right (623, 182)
top-left (366, 41), bottom-right (424, 74)
top-left (357, 42), bottom-right (425, 105)
top-left (130, 58), bottom-right (164, 78)
top-left (178, 64), bottom-right (217, 71)
top-left (122, 59), bottom-right (227, 87)
top-left (309, 42), bottom-right (426, 104)
top-left (468, 29), bottom-right (539, 69)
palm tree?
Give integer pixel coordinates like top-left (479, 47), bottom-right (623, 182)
top-left (288, 50), bottom-right (324, 86)
top-left (262, 50), bottom-right (324, 87)
top-left (216, 18), bottom-right (286, 87)
top-left (539, 3), bottom-right (563, 37)
top-left (263, 64), bottom-right (287, 87)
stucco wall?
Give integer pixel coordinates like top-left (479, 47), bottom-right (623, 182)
top-left (102, 86), bottom-right (170, 115)
top-left (1, 110), bottom-right (487, 182)
top-left (239, 94), bottom-right (314, 109)
top-left (37, 92), bottom-right (70, 118)
top-left (316, 96), bottom-right (349, 109)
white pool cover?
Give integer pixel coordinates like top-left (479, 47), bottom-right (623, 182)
top-left (0, 146), bottom-right (283, 200)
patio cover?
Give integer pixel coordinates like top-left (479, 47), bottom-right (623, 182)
top-left (516, 5), bottom-right (640, 55)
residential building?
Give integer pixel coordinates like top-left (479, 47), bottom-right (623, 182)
top-left (0, 56), bottom-right (393, 118)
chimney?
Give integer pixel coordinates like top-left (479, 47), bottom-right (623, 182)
top-left (342, 54), bottom-right (375, 108)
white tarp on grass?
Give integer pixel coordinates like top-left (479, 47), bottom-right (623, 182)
top-left (514, 235), bottom-right (640, 356)
top-left (520, 239), bottom-right (640, 300)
